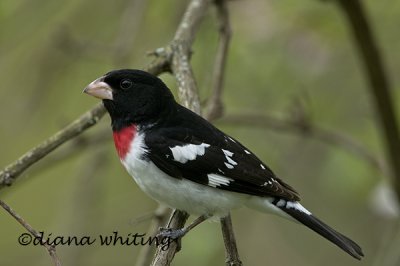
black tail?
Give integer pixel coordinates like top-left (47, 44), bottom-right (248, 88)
top-left (277, 202), bottom-right (364, 260)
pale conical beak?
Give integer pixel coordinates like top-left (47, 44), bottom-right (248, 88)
top-left (83, 76), bottom-right (113, 100)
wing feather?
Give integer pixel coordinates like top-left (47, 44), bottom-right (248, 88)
top-left (145, 127), bottom-right (300, 201)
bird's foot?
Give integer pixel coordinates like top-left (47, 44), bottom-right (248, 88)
top-left (156, 227), bottom-right (186, 251)
top-left (157, 227), bottom-right (186, 239)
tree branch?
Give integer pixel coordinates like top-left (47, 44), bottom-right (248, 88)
top-left (1, 0), bottom-right (240, 265)
top-left (206, 0), bottom-right (231, 121)
top-left (150, 0), bottom-right (212, 264)
top-left (150, 1), bottom-right (244, 264)
top-left (150, 210), bottom-right (189, 266)
top-left (0, 200), bottom-right (61, 266)
top-left (29, 129), bottom-right (110, 175)
top-left (206, 1), bottom-right (243, 264)
top-left (169, 0), bottom-right (212, 114)
top-left (218, 113), bottom-right (388, 176)
top-left (0, 103), bottom-right (106, 190)
top-left (220, 214), bottom-right (242, 266)
top-left (335, 0), bottom-right (400, 201)
top-left (0, 57), bottom-right (170, 191)
top-left (135, 206), bottom-right (170, 266)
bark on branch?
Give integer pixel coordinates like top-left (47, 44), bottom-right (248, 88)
top-left (150, 0), bottom-right (212, 265)
top-left (0, 200), bottom-right (61, 266)
top-left (0, 103), bottom-right (106, 190)
top-left (206, 0), bottom-right (231, 120)
top-left (218, 113), bottom-right (388, 176)
top-left (150, 1), bottom-right (242, 265)
top-left (335, 0), bottom-right (400, 201)
top-left (0, 59), bottom-right (170, 191)
top-left (0, 0), bottom-right (241, 265)
top-left (169, 0), bottom-right (212, 114)
top-left (221, 214), bottom-right (243, 266)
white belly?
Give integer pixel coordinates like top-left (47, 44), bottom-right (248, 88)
top-left (122, 158), bottom-right (248, 217)
top-left (119, 131), bottom-right (249, 216)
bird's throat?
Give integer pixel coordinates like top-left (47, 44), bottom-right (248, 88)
top-left (113, 125), bottom-right (137, 160)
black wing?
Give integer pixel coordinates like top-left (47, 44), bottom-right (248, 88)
top-left (145, 113), bottom-right (299, 201)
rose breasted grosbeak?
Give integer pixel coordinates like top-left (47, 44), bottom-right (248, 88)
top-left (84, 69), bottom-right (363, 259)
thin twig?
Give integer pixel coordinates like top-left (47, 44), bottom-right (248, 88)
top-left (335, 0), bottom-right (400, 201)
top-left (0, 103), bottom-right (106, 190)
top-left (135, 206), bottom-right (170, 266)
top-left (150, 0), bottom-right (213, 264)
top-left (207, 1), bottom-right (242, 264)
top-left (0, 58), bottom-right (170, 191)
top-left (206, 0), bottom-right (231, 121)
top-left (0, 200), bottom-right (62, 266)
top-left (218, 113), bottom-right (388, 176)
top-left (150, 210), bottom-right (189, 266)
top-left (30, 129), bottom-right (110, 175)
top-left (169, 0), bottom-right (212, 114)
top-left (220, 214), bottom-right (242, 266)
top-left (0, 1), bottom-right (237, 265)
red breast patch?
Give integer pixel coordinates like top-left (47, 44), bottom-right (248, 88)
top-left (113, 125), bottom-right (137, 160)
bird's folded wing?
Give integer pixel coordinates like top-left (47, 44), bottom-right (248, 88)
top-left (145, 132), bottom-right (300, 201)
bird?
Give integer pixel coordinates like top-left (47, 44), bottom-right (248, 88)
top-left (83, 69), bottom-right (364, 260)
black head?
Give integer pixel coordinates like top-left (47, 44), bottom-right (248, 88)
top-left (84, 69), bottom-right (176, 130)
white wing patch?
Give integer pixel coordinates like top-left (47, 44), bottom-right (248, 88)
top-left (260, 164), bottom-right (266, 170)
top-left (224, 162), bottom-right (234, 169)
top-left (226, 156), bottom-right (237, 166)
top-left (170, 143), bottom-right (210, 163)
top-left (222, 149), bottom-right (238, 168)
top-left (208, 174), bottom-right (234, 188)
top-left (244, 150), bottom-right (251, 154)
top-left (262, 180), bottom-right (275, 187)
top-left (222, 149), bottom-right (233, 157)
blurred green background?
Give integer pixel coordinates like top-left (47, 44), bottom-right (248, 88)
top-left (1, 0), bottom-right (399, 265)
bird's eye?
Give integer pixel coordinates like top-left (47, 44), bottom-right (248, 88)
top-left (120, 79), bottom-right (133, 90)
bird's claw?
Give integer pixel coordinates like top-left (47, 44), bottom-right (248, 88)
top-left (157, 227), bottom-right (186, 239)
top-left (156, 227), bottom-right (186, 251)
